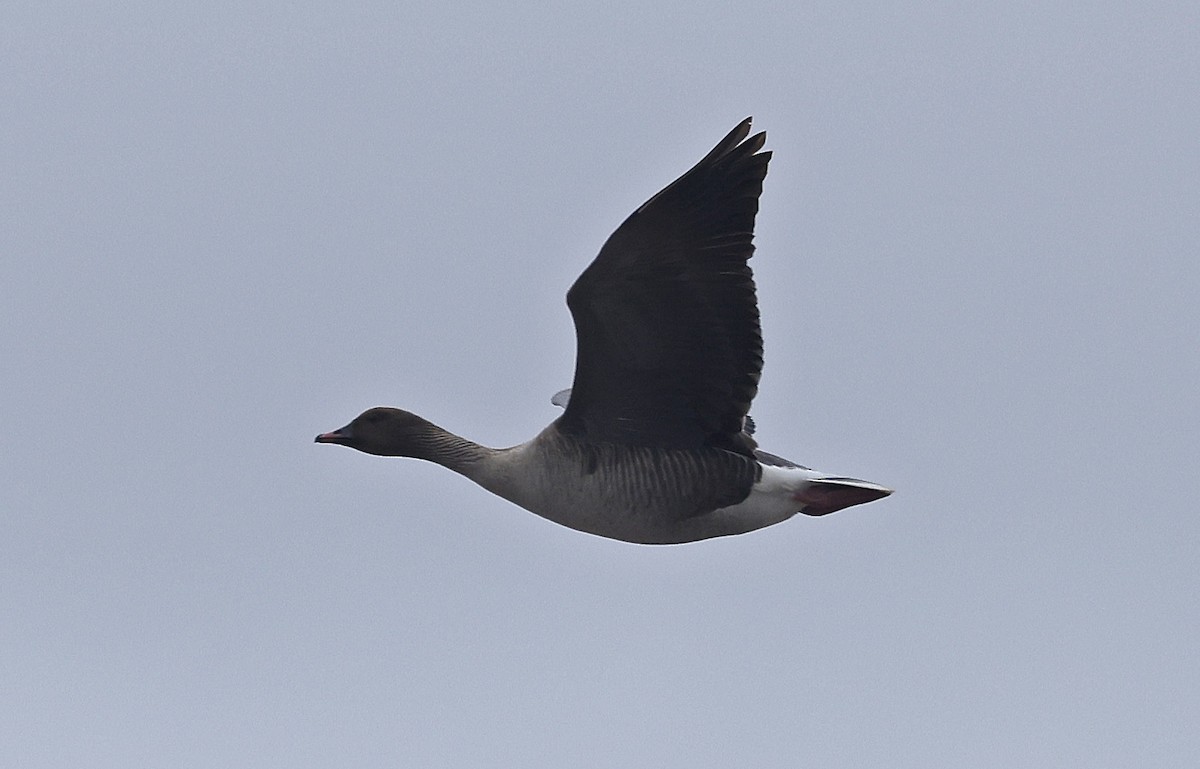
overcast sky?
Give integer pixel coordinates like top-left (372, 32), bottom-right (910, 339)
top-left (3, 1), bottom-right (1198, 767)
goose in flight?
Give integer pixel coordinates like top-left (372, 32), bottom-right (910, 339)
top-left (317, 119), bottom-right (891, 543)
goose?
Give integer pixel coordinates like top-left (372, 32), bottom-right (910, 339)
top-left (316, 119), bottom-right (891, 544)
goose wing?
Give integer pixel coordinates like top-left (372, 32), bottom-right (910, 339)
top-left (557, 119), bottom-right (771, 455)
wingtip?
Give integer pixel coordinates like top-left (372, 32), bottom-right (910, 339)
top-left (701, 118), bottom-right (766, 166)
top-left (720, 118), bottom-right (751, 146)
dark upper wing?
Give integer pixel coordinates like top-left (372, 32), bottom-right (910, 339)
top-left (556, 119), bottom-right (771, 454)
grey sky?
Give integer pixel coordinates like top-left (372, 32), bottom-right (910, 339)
top-left (3, 1), bottom-right (1198, 766)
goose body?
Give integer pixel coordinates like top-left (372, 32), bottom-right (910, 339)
top-left (317, 119), bottom-right (891, 544)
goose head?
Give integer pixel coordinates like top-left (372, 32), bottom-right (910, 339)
top-left (316, 407), bottom-right (438, 458)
